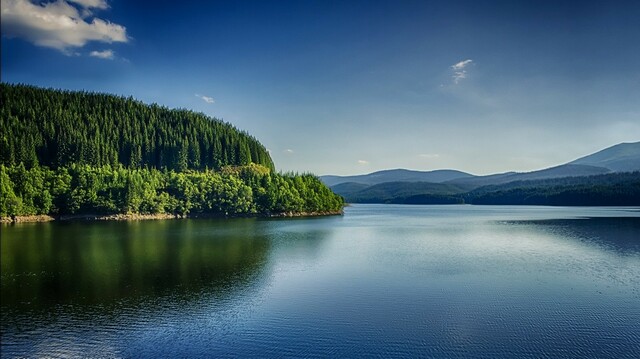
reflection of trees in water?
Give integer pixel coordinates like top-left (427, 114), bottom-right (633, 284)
top-left (505, 217), bottom-right (640, 254)
top-left (260, 217), bottom-right (336, 264)
top-left (0, 219), bottom-right (271, 310)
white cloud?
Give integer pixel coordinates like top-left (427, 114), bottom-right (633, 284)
top-left (451, 59), bottom-right (473, 84)
top-left (451, 59), bottom-right (472, 70)
top-left (195, 94), bottom-right (215, 104)
top-left (89, 49), bottom-right (113, 59)
top-left (357, 160), bottom-right (369, 165)
top-left (284, 149), bottom-right (294, 154)
top-left (1, 0), bottom-right (128, 53)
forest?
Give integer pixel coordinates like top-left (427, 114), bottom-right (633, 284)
top-left (465, 171), bottom-right (640, 206)
top-left (0, 84), bottom-right (343, 218)
top-left (1, 83), bottom-right (273, 171)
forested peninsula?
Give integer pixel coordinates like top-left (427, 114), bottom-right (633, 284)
top-left (0, 83), bottom-right (344, 221)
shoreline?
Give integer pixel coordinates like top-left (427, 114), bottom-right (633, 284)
top-left (1, 211), bottom-right (344, 224)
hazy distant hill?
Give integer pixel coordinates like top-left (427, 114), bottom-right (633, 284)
top-left (334, 181), bottom-right (472, 203)
top-left (324, 142), bottom-right (640, 205)
top-left (568, 141), bottom-right (640, 172)
top-left (321, 169), bottom-right (473, 187)
top-left (448, 142), bottom-right (640, 187)
top-left (330, 182), bottom-right (370, 197)
top-left (447, 164), bottom-right (611, 187)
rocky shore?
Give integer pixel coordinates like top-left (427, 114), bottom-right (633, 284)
top-left (1, 210), bottom-right (343, 224)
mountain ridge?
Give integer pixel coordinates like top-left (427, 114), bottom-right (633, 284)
top-left (323, 142), bottom-right (640, 204)
top-left (321, 169), bottom-right (474, 187)
top-left (322, 142), bottom-right (640, 187)
top-left (568, 141), bottom-right (640, 172)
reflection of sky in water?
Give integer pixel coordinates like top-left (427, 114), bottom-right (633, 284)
top-left (506, 217), bottom-right (640, 253)
top-left (2, 205), bottom-right (639, 358)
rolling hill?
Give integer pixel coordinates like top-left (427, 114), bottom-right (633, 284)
top-left (446, 164), bottom-right (612, 187)
top-left (321, 169), bottom-right (473, 187)
top-left (325, 142), bottom-right (640, 205)
top-left (568, 141), bottom-right (640, 172)
top-left (337, 181), bottom-right (472, 203)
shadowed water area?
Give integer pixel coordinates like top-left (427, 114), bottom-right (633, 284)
top-left (1, 205), bottom-right (639, 358)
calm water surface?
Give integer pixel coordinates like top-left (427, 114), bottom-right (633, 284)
top-left (2, 205), bottom-right (639, 358)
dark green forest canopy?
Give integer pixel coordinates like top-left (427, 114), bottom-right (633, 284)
top-left (465, 171), bottom-right (640, 206)
top-left (1, 83), bottom-right (274, 171)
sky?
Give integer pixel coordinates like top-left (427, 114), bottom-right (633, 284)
top-left (2, 0), bottom-right (639, 176)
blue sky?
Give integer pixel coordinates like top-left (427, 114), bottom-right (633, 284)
top-left (2, 0), bottom-right (639, 175)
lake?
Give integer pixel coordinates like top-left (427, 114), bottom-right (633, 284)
top-left (1, 205), bottom-right (639, 358)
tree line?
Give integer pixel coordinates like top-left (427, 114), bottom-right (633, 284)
top-left (1, 163), bottom-right (344, 217)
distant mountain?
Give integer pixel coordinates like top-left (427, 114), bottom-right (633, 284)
top-left (568, 141), bottom-right (640, 172)
top-left (332, 181), bottom-right (471, 203)
top-left (337, 171), bottom-right (640, 206)
top-left (448, 142), bottom-right (640, 187)
top-left (321, 169), bottom-right (473, 187)
top-left (330, 182), bottom-right (370, 197)
top-left (447, 164), bottom-right (612, 187)
top-left (324, 142), bottom-right (640, 205)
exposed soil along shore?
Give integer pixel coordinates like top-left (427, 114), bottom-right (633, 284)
top-left (265, 211), bottom-right (344, 218)
top-left (1, 211), bottom-right (344, 224)
top-left (1, 215), bottom-right (56, 223)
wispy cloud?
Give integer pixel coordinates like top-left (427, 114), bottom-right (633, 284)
top-left (68, 0), bottom-right (108, 17)
top-left (357, 160), bottom-right (369, 165)
top-left (89, 49), bottom-right (114, 59)
top-left (1, 0), bottom-right (128, 54)
top-left (68, 0), bottom-right (108, 10)
top-left (451, 59), bottom-right (473, 84)
top-left (195, 94), bottom-right (215, 104)
top-left (452, 59), bottom-right (472, 70)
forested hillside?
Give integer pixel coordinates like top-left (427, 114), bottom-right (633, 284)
top-left (0, 83), bottom-right (273, 171)
top-left (332, 171), bottom-right (640, 206)
top-left (466, 171), bottom-right (640, 206)
top-left (0, 84), bottom-right (344, 218)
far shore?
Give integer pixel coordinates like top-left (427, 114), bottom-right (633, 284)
top-left (0, 211), bottom-right (344, 224)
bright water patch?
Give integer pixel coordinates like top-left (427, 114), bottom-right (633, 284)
top-left (2, 205), bottom-right (639, 358)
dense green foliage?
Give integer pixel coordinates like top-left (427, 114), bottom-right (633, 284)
top-left (0, 83), bottom-right (344, 217)
top-left (1, 83), bottom-right (274, 171)
top-left (334, 172), bottom-right (640, 206)
top-left (0, 164), bottom-right (344, 217)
